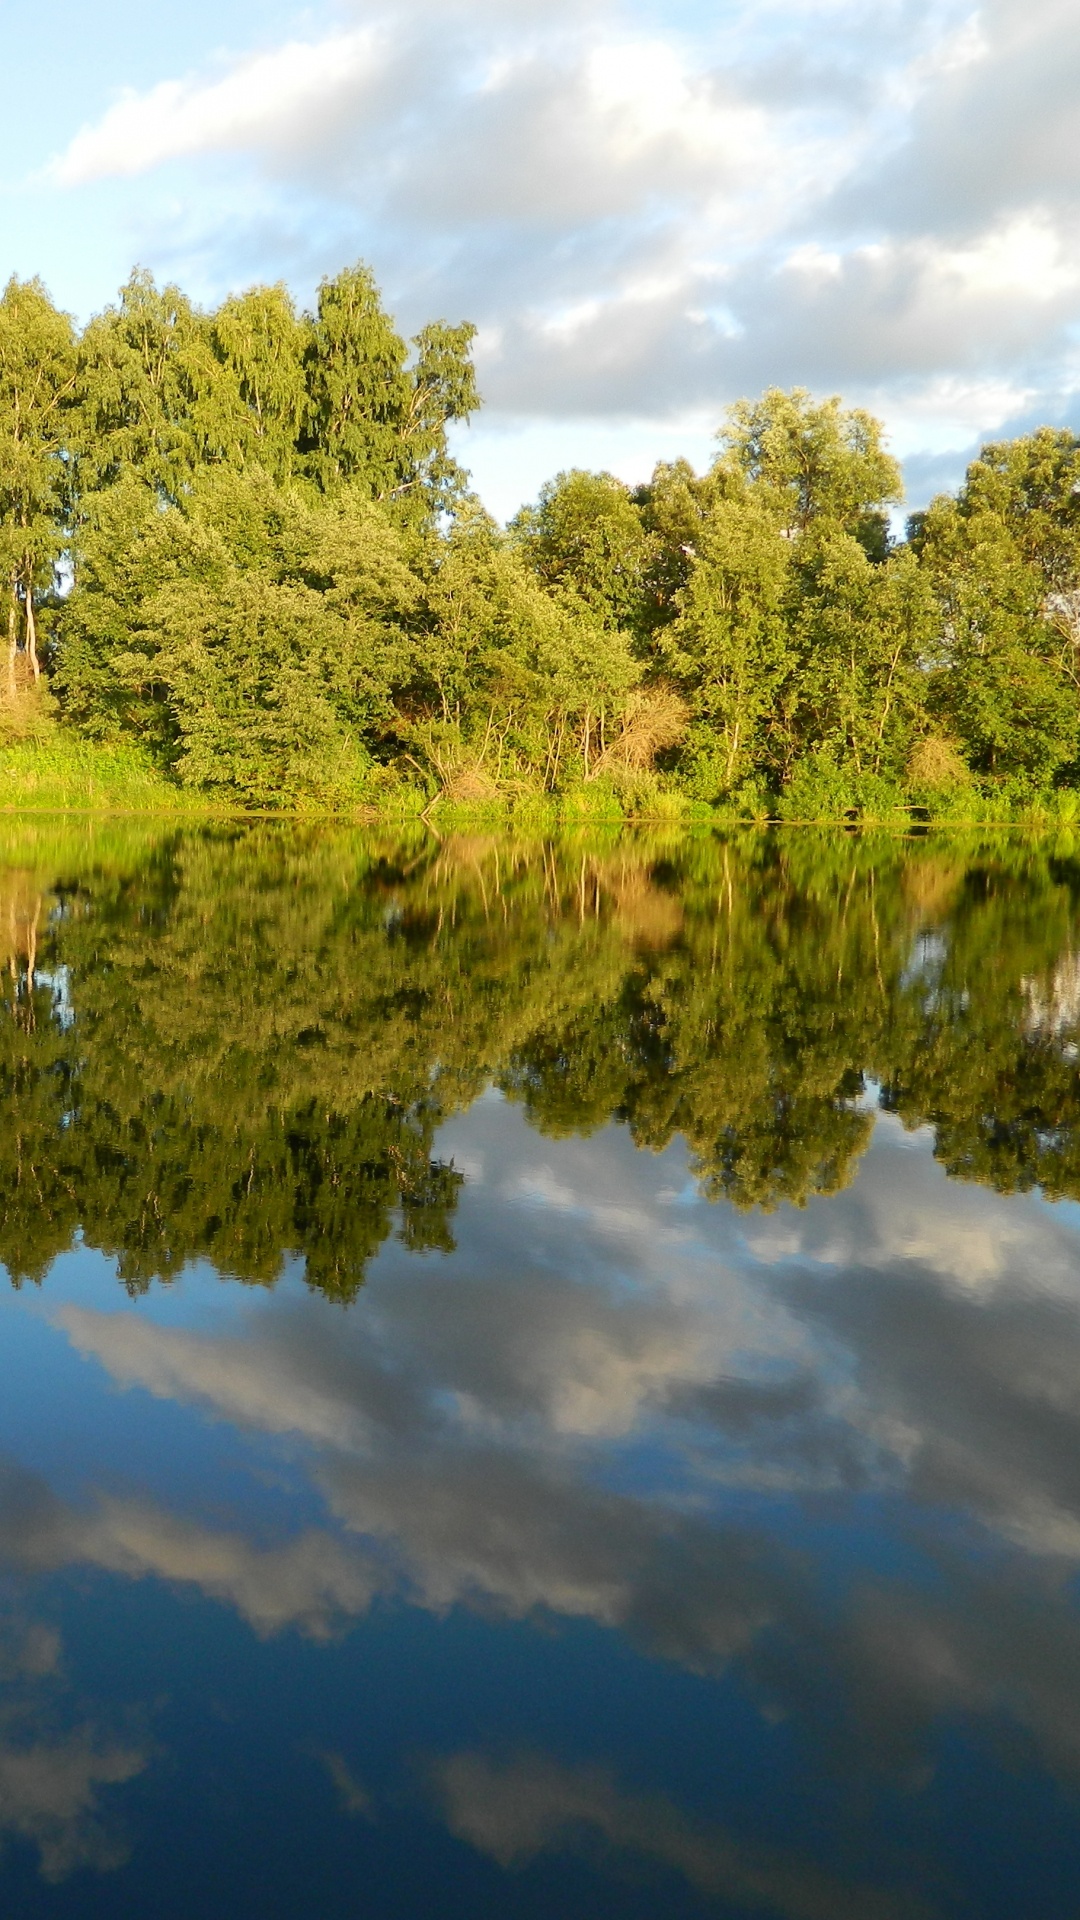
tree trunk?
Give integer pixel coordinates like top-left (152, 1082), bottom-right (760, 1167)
top-left (22, 567), bottom-right (39, 682)
top-left (6, 593), bottom-right (16, 700)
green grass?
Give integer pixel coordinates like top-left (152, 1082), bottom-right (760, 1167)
top-left (5, 730), bottom-right (1080, 831)
top-left (0, 738), bottom-right (216, 814)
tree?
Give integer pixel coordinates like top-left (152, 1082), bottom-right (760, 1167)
top-left (785, 536), bottom-right (934, 780)
top-left (71, 269), bottom-right (220, 504)
top-left (0, 278), bottom-right (77, 686)
top-left (206, 283), bottom-right (311, 482)
top-left (54, 465), bottom-right (428, 803)
top-left (511, 468), bottom-right (654, 638)
top-left (951, 427), bottom-right (1080, 594)
top-left (300, 265), bottom-right (478, 513)
top-left (719, 386), bottom-right (902, 552)
top-left (631, 457), bottom-right (733, 639)
top-left (662, 493), bottom-right (792, 795)
top-left (916, 491), bottom-right (1080, 786)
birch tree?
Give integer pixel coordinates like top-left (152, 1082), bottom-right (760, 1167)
top-left (0, 277), bottom-right (76, 687)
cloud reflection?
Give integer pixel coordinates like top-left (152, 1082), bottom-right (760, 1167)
top-left (0, 1458), bottom-right (383, 1639)
top-left (0, 1728), bottom-right (145, 1882)
top-left (0, 1602), bottom-right (145, 1882)
top-left (25, 1094), bottom-right (1080, 1803)
top-left (434, 1749), bottom-right (932, 1920)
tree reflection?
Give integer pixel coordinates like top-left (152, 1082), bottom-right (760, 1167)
top-left (2, 822), bottom-right (1080, 1295)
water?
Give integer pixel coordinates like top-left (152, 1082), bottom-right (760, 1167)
top-left (2, 821), bottom-right (1080, 1918)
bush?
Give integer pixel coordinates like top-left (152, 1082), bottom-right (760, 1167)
top-left (777, 753), bottom-right (857, 822)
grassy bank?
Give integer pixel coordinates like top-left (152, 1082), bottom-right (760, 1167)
top-left (6, 732), bottom-right (1080, 829)
top-left (0, 738), bottom-right (216, 814)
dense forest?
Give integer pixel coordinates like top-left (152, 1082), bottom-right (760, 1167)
top-left (3, 823), bottom-right (1080, 1296)
top-left (3, 263), bottom-right (1080, 818)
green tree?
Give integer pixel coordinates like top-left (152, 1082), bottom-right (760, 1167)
top-left (54, 467), bottom-right (428, 804)
top-left (512, 468), bottom-right (654, 638)
top-left (71, 269), bottom-right (220, 503)
top-left (785, 536), bottom-right (934, 782)
top-left (720, 386), bottom-right (902, 552)
top-left (0, 278), bottom-right (77, 686)
top-left (951, 427), bottom-right (1080, 592)
top-left (917, 493), bottom-right (1080, 786)
top-left (662, 493), bottom-right (792, 796)
top-left (301, 265), bottom-right (477, 513)
top-left (206, 283), bottom-right (311, 482)
top-left (631, 457), bottom-right (733, 640)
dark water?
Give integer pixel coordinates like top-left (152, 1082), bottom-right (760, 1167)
top-left (3, 821), bottom-right (1080, 1919)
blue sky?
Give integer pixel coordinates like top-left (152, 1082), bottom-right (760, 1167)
top-left (4, 0), bottom-right (1078, 519)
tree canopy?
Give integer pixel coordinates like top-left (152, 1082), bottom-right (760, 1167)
top-left (3, 262), bottom-right (1080, 818)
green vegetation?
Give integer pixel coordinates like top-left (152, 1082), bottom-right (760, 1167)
top-left (4, 263), bottom-right (1080, 817)
top-left (3, 825), bottom-right (1080, 1299)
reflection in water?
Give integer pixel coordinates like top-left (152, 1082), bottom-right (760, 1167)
top-left (1, 823), bottom-right (1080, 1913)
top-left (0, 1601), bottom-right (145, 1884)
top-left (3, 822), bottom-right (1080, 1291)
top-left (434, 1750), bottom-right (929, 1920)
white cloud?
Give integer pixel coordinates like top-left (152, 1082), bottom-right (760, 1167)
top-left (945, 212), bottom-right (1080, 301)
top-left (49, 30), bottom-right (383, 186)
top-left (27, 0), bottom-right (1080, 506)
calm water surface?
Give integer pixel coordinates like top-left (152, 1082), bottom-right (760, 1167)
top-left (2, 822), bottom-right (1080, 1918)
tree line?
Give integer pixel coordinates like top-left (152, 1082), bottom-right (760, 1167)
top-left (3, 824), bottom-right (1080, 1295)
top-left (4, 263), bottom-right (1080, 816)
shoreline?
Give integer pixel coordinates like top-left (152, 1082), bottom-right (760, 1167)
top-left (5, 738), bottom-right (1080, 831)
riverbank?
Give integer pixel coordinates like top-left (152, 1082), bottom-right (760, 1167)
top-left (0, 738), bottom-right (213, 814)
top-left (5, 733), bottom-right (1080, 827)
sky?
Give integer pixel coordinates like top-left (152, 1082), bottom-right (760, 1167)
top-left (3, 0), bottom-right (1080, 520)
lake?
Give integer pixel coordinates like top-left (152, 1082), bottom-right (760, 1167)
top-left (2, 820), bottom-right (1080, 1919)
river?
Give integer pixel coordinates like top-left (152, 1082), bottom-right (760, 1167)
top-left (1, 821), bottom-right (1078, 1919)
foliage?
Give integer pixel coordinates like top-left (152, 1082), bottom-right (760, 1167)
top-left (719, 386), bottom-right (902, 551)
top-left (0, 278), bottom-right (77, 686)
top-left (1, 264), bottom-right (1080, 815)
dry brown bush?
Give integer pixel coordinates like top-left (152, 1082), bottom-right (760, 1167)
top-left (437, 761), bottom-right (501, 804)
top-left (906, 735), bottom-right (970, 790)
top-left (597, 682), bottom-right (689, 774)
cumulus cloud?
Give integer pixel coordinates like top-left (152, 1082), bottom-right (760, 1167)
top-left (49, 30), bottom-right (385, 186)
top-left (48, 0), bottom-right (1080, 502)
top-left (840, 0), bottom-right (1080, 235)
